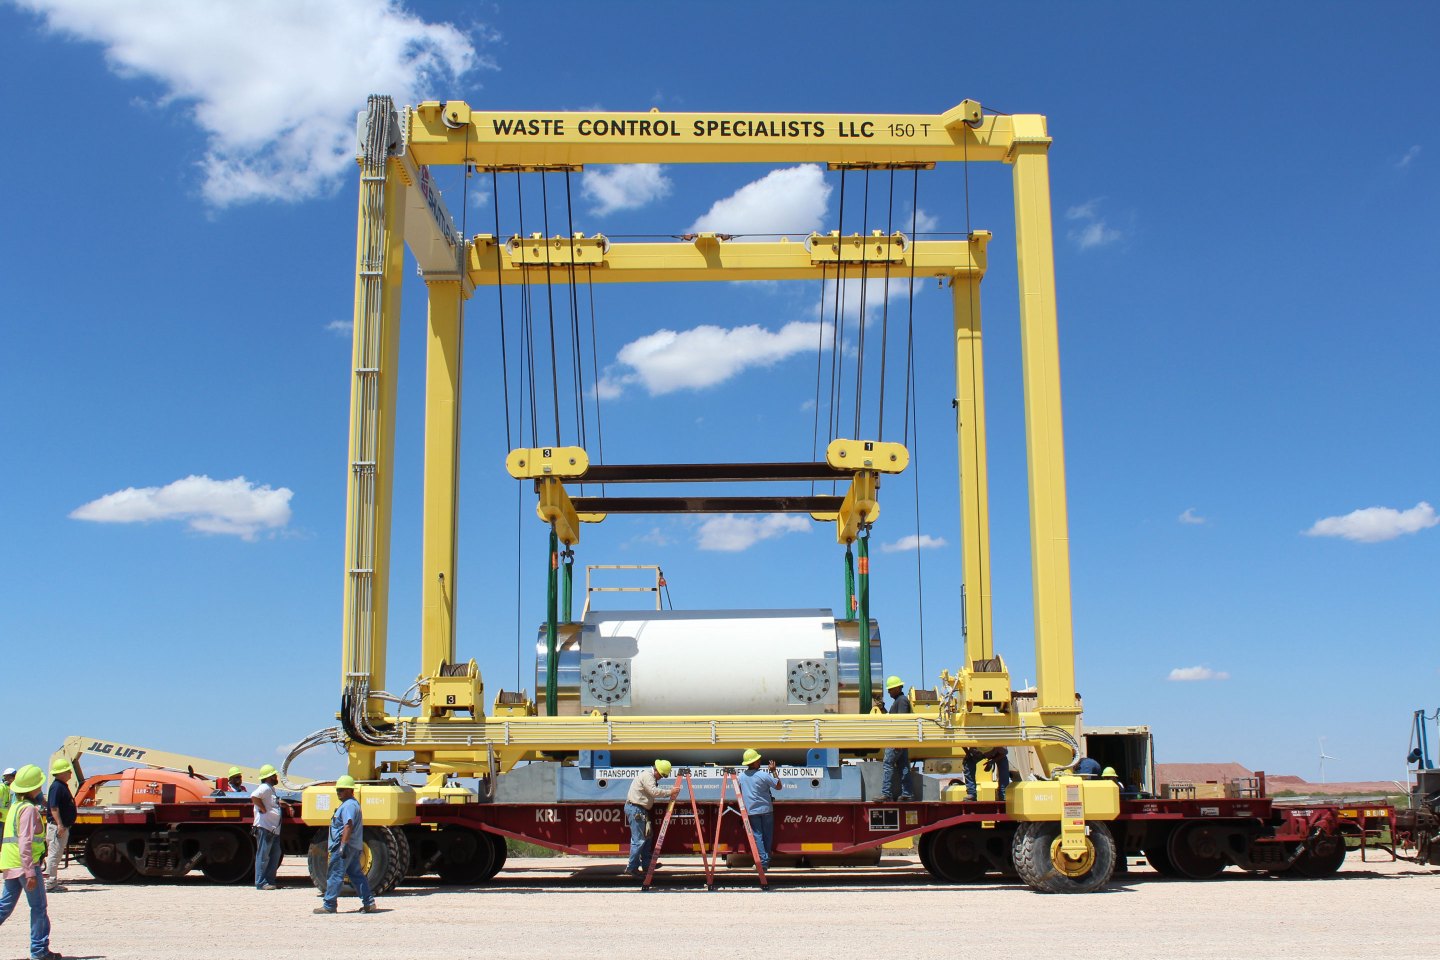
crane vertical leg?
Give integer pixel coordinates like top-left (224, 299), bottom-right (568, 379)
top-left (1008, 133), bottom-right (1078, 721)
top-left (545, 528), bottom-right (560, 716)
top-left (341, 97), bottom-right (408, 757)
top-left (420, 279), bottom-right (463, 686)
top-left (952, 272), bottom-right (995, 665)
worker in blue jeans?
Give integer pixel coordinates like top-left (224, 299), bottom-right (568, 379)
top-left (963, 747), bottom-right (1011, 801)
top-left (738, 749), bottom-right (783, 869)
top-left (314, 776), bottom-right (375, 914)
top-left (623, 759), bottom-right (678, 876)
top-left (880, 676), bottom-right (915, 800)
top-left (0, 764), bottom-right (59, 960)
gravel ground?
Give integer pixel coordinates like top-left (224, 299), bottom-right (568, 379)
top-left (16, 854), bottom-right (1436, 960)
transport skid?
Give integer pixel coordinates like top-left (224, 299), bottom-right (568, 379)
top-left (66, 796), bottom-right (1393, 893)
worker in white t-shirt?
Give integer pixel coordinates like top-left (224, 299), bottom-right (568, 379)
top-left (250, 765), bottom-right (284, 890)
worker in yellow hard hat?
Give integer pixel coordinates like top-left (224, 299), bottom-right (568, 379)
top-left (880, 676), bottom-right (915, 801)
top-left (623, 759), bottom-right (679, 877)
top-left (251, 764), bottom-right (283, 891)
top-left (738, 749), bottom-right (784, 870)
top-left (0, 764), bottom-right (59, 960)
top-left (42, 759), bottom-right (75, 894)
top-left (316, 775), bottom-right (376, 914)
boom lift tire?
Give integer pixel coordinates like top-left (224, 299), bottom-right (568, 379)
top-left (83, 830), bottom-right (138, 884)
top-left (436, 825), bottom-right (495, 885)
top-left (1166, 823), bottom-right (1228, 880)
top-left (1011, 821), bottom-right (1116, 894)
top-left (927, 826), bottom-right (989, 882)
top-left (1289, 836), bottom-right (1347, 878)
top-left (198, 828), bottom-right (254, 884)
top-left (307, 826), bottom-right (402, 895)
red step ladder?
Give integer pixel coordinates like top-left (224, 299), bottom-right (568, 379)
top-left (641, 774), bottom-right (708, 891)
top-left (710, 772), bottom-right (768, 890)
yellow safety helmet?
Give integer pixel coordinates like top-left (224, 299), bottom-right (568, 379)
top-left (336, 775), bottom-right (357, 790)
top-left (742, 749), bottom-right (761, 766)
top-left (886, 676), bottom-right (903, 691)
top-left (227, 766), bottom-right (243, 778)
top-left (654, 759), bottom-right (672, 777)
top-left (257, 764), bottom-right (279, 780)
top-left (12, 765), bottom-right (44, 794)
top-left (1101, 767), bottom-right (1118, 778)
top-left (49, 758), bottom-right (73, 776)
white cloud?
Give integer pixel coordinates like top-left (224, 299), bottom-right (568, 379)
top-left (690, 165), bottom-right (831, 235)
top-left (1065, 197), bottom-right (1122, 250)
top-left (70, 475), bottom-right (293, 541)
top-left (1168, 666), bottom-right (1230, 682)
top-left (696, 514), bottom-right (811, 552)
top-left (1304, 501), bottom-right (1438, 543)
top-left (600, 320), bottom-right (823, 397)
top-left (1397, 145), bottom-right (1421, 169)
top-left (582, 164), bottom-right (672, 215)
top-left (325, 319), bottom-right (352, 337)
top-left (800, 398), bottom-right (816, 411)
top-left (15, 0), bottom-right (484, 206)
top-left (881, 534), bottom-right (948, 553)
top-left (1178, 507), bottom-right (1206, 525)
top-left (911, 208), bottom-right (939, 233)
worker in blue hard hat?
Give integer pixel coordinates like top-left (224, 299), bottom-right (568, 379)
top-left (880, 676), bottom-right (915, 801)
top-left (738, 749), bottom-right (783, 870)
top-left (622, 759), bottom-right (679, 878)
top-left (0, 764), bottom-right (60, 960)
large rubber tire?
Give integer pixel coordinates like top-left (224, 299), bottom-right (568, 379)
top-left (198, 828), bottom-right (254, 884)
top-left (928, 827), bottom-right (989, 883)
top-left (82, 830), bottom-right (137, 884)
top-left (1011, 821), bottom-right (1116, 894)
top-left (1290, 836), bottom-right (1347, 878)
top-left (307, 826), bottom-right (399, 896)
top-left (377, 827), bottom-right (410, 894)
top-left (1167, 823), bottom-right (1228, 880)
top-left (435, 826), bottom-right (495, 886)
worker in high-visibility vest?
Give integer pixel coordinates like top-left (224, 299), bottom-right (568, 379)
top-left (0, 764), bottom-right (59, 960)
top-left (0, 769), bottom-right (15, 819)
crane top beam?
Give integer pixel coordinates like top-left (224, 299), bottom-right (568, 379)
top-left (407, 100), bottom-right (1048, 167)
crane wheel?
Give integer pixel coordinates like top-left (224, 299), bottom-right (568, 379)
top-left (82, 830), bottom-right (138, 884)
top-left (1289, 836), bottom-right (1347, 878)
top-left (1166, 823), bottom-right (1228, 880)
top-left (436, 826), bottom-right (495, 885)
top-left (377, 827), bottom-right (410, 894)
top-left (1011, 821), bottom-right (1116, 894)
top-left (307, 826), bottom-right (400, 896)
top-left (198, 828), bottom-right (254, 884)
top-left (927, 827), bottom-right (989, 883)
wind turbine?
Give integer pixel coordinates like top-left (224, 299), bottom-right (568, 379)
top-left (1318, 737), bottom-right (1338, 785)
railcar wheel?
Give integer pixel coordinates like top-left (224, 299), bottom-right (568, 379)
top-left (929, 827), bottom-right (988, 883)
top-left (1011, 821), bottom-right (1116, 894)
top-left (435, 826), bottom-right (495, 886)
top-left (483, 832), bottom-right (508, 880)
top-left (917, 832), bottom-right (942, 880)
top-left (1166, 824), bottom-right (1228, 880)
top-left (198, 828), bottom-right (254, 884)
top-left (1290, 836), bottom-right (1347, 878)
top-left (82, 831), bottom-right (137, 884)
top-left (1143, 838), bottom-right (1182, 877)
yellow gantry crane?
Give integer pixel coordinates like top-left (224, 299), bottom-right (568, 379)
top-left (300, 96), bottom-right (1114, 867)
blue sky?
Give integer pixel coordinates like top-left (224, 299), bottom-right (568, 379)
top-left (2, 1), bottom-right (1436, 784)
